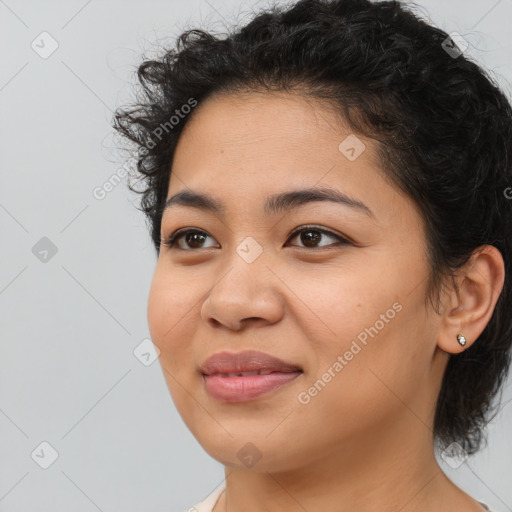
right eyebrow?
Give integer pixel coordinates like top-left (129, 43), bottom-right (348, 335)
top-left (162, 186), bottom-right (375, 219)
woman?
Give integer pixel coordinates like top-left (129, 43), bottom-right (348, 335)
top-left (112, 0), bottom-right (511, 510)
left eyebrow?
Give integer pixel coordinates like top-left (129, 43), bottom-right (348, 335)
top-left (163, 186), bottom-right (374, 219)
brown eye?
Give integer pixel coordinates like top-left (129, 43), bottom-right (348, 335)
top-left (161, 225), bottom-right (351, 251)
top-left (162, 229), bottom-right (219, 250)
top-left (286, 226), bottom-right (350, 249)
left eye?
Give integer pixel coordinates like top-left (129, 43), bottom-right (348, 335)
top-left (161, 226), bottom-right (350, 251)
top-left (286, 226), bottom-right (350, 249)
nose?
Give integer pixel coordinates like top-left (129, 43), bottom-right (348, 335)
top-left (200, 257), bottom-right (285, 331)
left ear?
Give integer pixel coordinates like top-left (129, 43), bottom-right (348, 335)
top-left (437, 245), bottom-right (505, 354)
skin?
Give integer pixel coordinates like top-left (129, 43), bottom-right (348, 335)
top-left (147, 90), bottom-right (505, 512)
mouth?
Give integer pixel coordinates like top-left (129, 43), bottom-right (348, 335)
top-left (200, 350), bottom-right (302, 375)
top-left (199, 350), bottom-right (303, 403)
top-left (207, 369), bottom-right (297, 377)
top-left (202, 371), bottom-right (303, 402)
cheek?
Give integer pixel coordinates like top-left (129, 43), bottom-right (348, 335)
top-left (296, 266), bottom-right (418, 407)
top-left (148, 262), bottom-right (194, 328)
top-left (147, 270), bottom-right (170, 347)
top-left (147, 266), bottom-right (197, 360)
top-left (309, 293), bottom-right (431, 431)
top-left (147, 268), bottom-right (202, 412)
top-left (295, 263), bottom-right (401, 355)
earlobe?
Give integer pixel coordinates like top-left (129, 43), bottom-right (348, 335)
top-left (436, 245), bottom-right (505, 354)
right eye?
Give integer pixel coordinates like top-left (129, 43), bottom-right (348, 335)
top-left (161, 228), bottom-right (219, 250)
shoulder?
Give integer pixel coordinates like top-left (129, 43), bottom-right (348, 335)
top-left (477, 501), bottom-right (498, 512)
top-left (186, 482), bottom-right (226, 512)
top-left (181, 491), bottom-right (496, 512)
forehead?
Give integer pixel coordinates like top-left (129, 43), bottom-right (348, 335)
top-left (173, 90), bottom-right (378, 180)
top-left (167, 90), bottom-right (417, 230)
top-left (180, 89), bottom-right (348, 147)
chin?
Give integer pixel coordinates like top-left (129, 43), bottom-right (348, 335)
top-left (190, 427), bottom-right (305, 473)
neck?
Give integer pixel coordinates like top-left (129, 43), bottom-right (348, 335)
top-left (212, 349), bottom-right (483, 512)
top-left (215, 411), bottom-right (483, 512)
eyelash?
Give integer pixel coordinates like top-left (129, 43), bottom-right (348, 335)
top-left (161, 225), bottom-right (351, 251)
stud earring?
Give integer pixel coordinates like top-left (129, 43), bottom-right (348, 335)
top-left (457, 333), bottom-right (467, 347)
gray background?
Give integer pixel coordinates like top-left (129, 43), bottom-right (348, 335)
top-left (1, 0), bottom-right (511, 511)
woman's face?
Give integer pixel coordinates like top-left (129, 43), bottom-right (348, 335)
top-left (147, 91), bottom-right (448, 472)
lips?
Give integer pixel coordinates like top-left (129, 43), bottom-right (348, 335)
top-left (200, 350), bottom-right (303, 402)
top-left (200, 350), bottom-right (302, 376)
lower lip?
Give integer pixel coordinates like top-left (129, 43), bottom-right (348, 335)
top-left (203, 372), bottom-right (302, 402)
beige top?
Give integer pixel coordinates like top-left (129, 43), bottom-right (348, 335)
top-left (187, 482), bottom-right (498, 511)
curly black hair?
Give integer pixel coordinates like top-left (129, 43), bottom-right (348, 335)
top-left (112, 0), bottom-right (512, 456)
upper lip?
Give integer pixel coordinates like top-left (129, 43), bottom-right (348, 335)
top-left (200, 350), bottom-right (303, 376)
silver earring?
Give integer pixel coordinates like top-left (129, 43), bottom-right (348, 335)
top-left (457, 333), bottom-right (467, 347)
